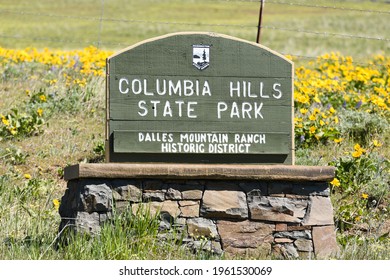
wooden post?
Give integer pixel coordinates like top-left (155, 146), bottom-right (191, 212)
top-left (256, 0), bottom-right (265, 44)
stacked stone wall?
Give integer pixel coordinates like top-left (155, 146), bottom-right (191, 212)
top-left (59, 173), bottom-right (339, 259)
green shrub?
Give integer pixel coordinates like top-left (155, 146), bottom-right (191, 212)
top-left (338, 109), bottom-right (389, 145)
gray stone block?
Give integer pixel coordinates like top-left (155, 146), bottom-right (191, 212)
top-left (187, 217), bottom-right (218, 239)
top-left (81, 183), bottom-right (112, 213)
top-left (200, 189), bottom-right (248, 219)
top-left (249, 196), bottom-right (308, 223)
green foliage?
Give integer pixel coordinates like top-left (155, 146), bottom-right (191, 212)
top-left (0, 108), bottom-right (45, 139)
top-left (55, 204), bottom-right (196, 260)
top-left (329, 147), bottom-right (389, 233)
top-left (339, 109), bottom-right (389, 145)
top-left (337, 234), bottom-right (390, 260)
top-left (0, 146), bottom-right (29, 165)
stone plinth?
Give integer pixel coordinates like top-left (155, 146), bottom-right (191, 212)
top-left (59, 163), bottom-right (339, 259)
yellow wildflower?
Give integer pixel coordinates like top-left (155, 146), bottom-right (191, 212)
top-left (314, 94), bottom-right (321, 103)
top-left (49, 79), bottom-right (57, 85)
top-left (37, 108), bottom-right (43, 117)
top-left (355, 216), bottom-right (361, 222)
top-left (9, 128), bottom-right (17, 135)
top-left (309, 126), bottom-right (316, 134)
top-left (300, 108), bottom-right (308, 114)
top-left (53, 199), bottom-right (60, 211)
top-left (373, 140), bottom-right (382, 147)
top-left (354, 143), bottom-right (363, 151)
top-left (361, 193), bottom-right (369, 199)
top-left (352, 150), bottom-right (362, 158)
top-left (330, 178), bottom-right (341, 187)
top-left (294, 117), bottom-right (302, 123)
top-left (24, 173), bottom-right (32, 180)
top-left (334, 138), bottom-right (343, 143)
top-left (39, 94), bottom-right (47, 102)
top-left (1, 115), bottom-right (9, 126)
top-left (352, 143), bottom-right (366, 158)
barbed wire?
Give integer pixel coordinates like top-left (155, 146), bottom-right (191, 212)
top-left (262, 25), bottom-right (390, 42)
top-left (211, 0), bottom-right (390, 15)
top-left (268, 0), bottom-right (390, 14)
top-left (0, 9), bottom-right (388, 42)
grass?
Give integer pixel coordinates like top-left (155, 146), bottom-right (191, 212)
top-left (0, 0), bottom-right (389, 58)
top-left (0, 0), bottom-right (389, 260)
top-left (0, 58), bottom-right (389, 260)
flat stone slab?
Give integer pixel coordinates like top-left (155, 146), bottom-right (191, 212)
top-left (64, 163), bottom-right (335, 182)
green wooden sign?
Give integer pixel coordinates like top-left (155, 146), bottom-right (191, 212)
top-left (106, 32), bottom-right (294, 164)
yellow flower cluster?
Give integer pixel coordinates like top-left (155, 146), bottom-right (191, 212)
top-left (0, 46), bottom-right (113, 77)
top-left (1, 114), bottom-right (17, 135)
top-left (330, 177), bottom-right (341, 187)
top-left (296, 53), bottom-right (390, 112)
top-left (294, 52), bottom-right (390, 147)
top-left (352, 143), bottom-right (366, 158)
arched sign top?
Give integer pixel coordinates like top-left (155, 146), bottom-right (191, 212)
top-left (106, 32), bottom-right (294, 164)
top-left (108, 32), bottom-right (292, 78)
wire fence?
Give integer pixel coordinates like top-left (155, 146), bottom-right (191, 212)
top-left (0, 0), bottom-right (389, 65)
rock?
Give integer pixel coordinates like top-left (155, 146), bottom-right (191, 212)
top-left (81, 184), bottom-right (112, 213)
top-left (294, 239), bottom-right (313, 252)
top-left (187, 240), bottom-right (223, 255)
top-left (312, 225), bottom-right (340, 259)
top-left (187, 218), bottom-right (218, 239)
top-left (164, 183), bottom-right (204, 200)
top-left (274, 230), bottom-right (312, 240)
top-left (224, 243), bottom-right (272, 259)
top-left (201, 189), bottom-right (248, 219)
top-left (143, 180), bottom-right (166, 202)
top-left (59, 181), bottom-right (78, 217)
top-left (159, 211), bottom-right (174, 231)
top-left (217, 220), bottom-right (274, 250)
top-left (268, 181), bottom-right (293, 196)
top-left (302, 196), bottom-right (334, 226)
top-left (75, 212), bottom-right (101, 235)
top-left (274, 238), bottom-right (294, 243)
top-left (239, 181), bottom-right (268, 196)
top-left (165, 187), bottom-right (182, 200)
top-left (287, 224), bottom-right (311, 231)
top-left (298, 251), bottom-right (313, 259)
top-left (273, 243), bottom-right (299, 259)
top-left (111, 180), bottom-right (142, 202)
top-left (114, 200), bottom-right (131, 214)
top-left (182, 189), bottom-right (203, 200)
top-left (275, 223), bottom-right (288, 232)
top-left (179, 200), bottom-right (200, 218)
top-left (132, 201), bottom-right (180, 218)
top-left (269, 181), bottom-right (330, 196)
top-left (284, 243), bottom-right (299, 258)
top-left (249, 196), bottom-right (308, 223)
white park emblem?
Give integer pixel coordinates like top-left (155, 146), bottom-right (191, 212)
top-left (192, 45), bottom-right (210, 70)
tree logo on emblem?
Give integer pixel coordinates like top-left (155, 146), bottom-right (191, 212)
top-left (193, 45), bottom-right (210, 70)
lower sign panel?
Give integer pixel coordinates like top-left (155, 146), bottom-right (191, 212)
top-left (113, 131), bottom-right (290, 155)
